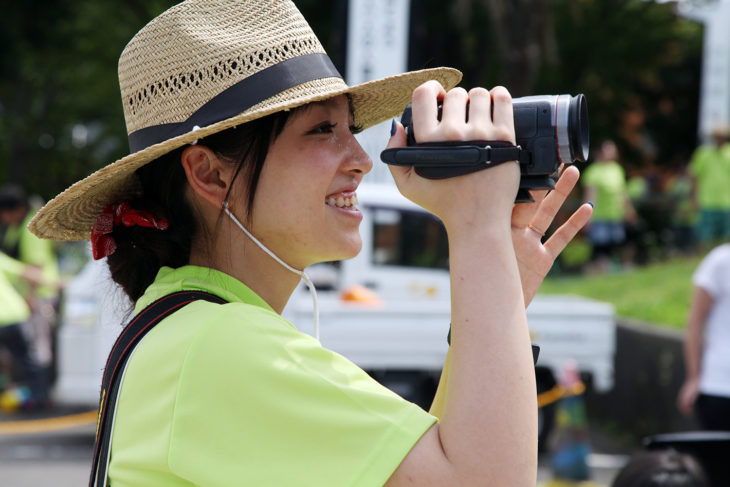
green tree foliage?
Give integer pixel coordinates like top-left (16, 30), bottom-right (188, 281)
top-left (0, 0), bottom-right (703, 203)
top-left (541, 0), bottom-right (703, 168)
top-left (0, 0), bottom-right (177, 199)
top-left (409, 0), bottom-right (702, 168)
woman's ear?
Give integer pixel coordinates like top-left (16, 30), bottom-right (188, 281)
top-left (180, 145), bottom-right (233, 209)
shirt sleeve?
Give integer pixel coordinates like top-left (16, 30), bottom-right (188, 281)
top-left (692, 245), bottom-right (730, 297)
top-left (167, 304), bottom-right (436, 487)
top-left (689, 147), bottom-right (707, 178)
top-left (0, 251), bottom-right (26, 278)
top-left (19, 214), bottom-right (60, 293)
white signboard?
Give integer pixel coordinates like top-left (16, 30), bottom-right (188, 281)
top-left (347, 0), bottom-right (411, 183)
top-left (678, 0), bottom-right (730, 142)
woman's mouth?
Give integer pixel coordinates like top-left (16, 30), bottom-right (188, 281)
top-left (325, 193), bottom-right (359, 209)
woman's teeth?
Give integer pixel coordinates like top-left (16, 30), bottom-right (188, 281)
top-left (326, 194), bottom-right (358, 208)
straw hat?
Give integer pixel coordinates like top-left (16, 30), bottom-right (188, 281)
top-left (30, 0), bottom-right (461, 241)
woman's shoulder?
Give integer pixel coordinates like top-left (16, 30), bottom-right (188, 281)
top-left (703, 243), bottom-right (730, 259)
top-left (180, 298), bottom-right (298, 340)
top-left (694, 244), bottom-right (730, 285)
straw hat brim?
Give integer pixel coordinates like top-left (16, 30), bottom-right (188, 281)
top-left (29, 67), bottom-right (462, 241)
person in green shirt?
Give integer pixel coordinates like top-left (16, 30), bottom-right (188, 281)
top-left (666, 165), bottom-right (698, 254)
top-left (689, 124), bottom-right (730, 246)
top-left (0, 251), bottom-right (49, 408)
top-left (583, 140), bottom-right (637, 272)
top-left (0, 184), bottom-right (60, 370)
top-left (28, 1), bottom-right (593, 485)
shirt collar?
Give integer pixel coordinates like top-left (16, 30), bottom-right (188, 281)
top-left (135, 265), bottom-right (274, 314)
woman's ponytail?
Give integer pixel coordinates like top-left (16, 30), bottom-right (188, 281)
top-left (106, 148), bottom-right (195, 302)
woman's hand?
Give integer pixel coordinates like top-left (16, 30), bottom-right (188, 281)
top-left (386, 81), bottom-right (539, 487)
top-left (677, 376), bottom-right (700, 416)
top-left (510, 166), bottom-right (593, 306)
top-left (387, 81), bottom-right (520, 235)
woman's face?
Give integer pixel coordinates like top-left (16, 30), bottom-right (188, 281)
top-left (243, 95), bottom-right (373, 269)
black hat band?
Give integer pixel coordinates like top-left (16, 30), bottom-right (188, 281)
top-left (127, 53), bottom-right (342, 153)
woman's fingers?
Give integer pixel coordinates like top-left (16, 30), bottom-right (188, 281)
top-left (490, 86), bottom-right (515, 143)
top-left (466, 87), bottom-right (491, 139)
top-left (511, 190), bottom-right (547, 230)
top-left (411, 80), bottom-right (447, 143)
top-left (534, 166), bottom-right (580, 228)
top-left (511, 166), bottom-right (577, 231)
top-left (412, 84), bottom-right (516, 143)
top-left (543, 202), bottom-right (593, 259)
top-left (439, 87), bottom-right (469, 141)
top-left (387, 120), bottom-right (416, 189)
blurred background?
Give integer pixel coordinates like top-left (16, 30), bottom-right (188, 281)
top-left (2, 0), bottom-right (730, 486)
top-left (0, 0), bottom-right (706, 198)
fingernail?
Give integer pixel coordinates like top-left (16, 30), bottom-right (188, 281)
top-left (587, 201), bottom-right (594, 208)
top-left (390, 119), bottom-right (396, 136)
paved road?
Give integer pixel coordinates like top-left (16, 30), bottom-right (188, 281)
top-left (0, 409), bottom-right (627, 486)
top-left (0, 419), bottom-right (94, 487)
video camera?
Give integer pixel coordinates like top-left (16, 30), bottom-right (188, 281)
top-left (380, 94), bottom-right (589, 202)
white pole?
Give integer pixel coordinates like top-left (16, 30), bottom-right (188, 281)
top-left (677, 0), bottom-right (730, 143)
top-left (347, 0), bottom-right (411, 184)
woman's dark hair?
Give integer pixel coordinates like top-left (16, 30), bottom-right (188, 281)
top-left (611, 449), bottom-right (708, 487)
top-left (107, 110), bottom-right (293, 302)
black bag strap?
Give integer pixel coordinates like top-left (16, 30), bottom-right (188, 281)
top-left (90, 290), bottom-right (227, 487)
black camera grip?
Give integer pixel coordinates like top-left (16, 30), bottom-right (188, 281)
top-left (380, 140), bottom-right (529, 180)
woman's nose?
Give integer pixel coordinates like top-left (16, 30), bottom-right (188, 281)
top-left (343, 135), bottom-right (373, 176)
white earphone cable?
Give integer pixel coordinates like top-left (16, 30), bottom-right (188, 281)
top-left (222, 202), bottom-right (320, 340)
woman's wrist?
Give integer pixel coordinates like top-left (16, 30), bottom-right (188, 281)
top-left (445, 216), bottom-right (513, 246)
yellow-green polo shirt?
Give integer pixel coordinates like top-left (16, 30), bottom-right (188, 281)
top-left (689, 144), bottom-right (730, 210)
top-left (3, 211), bottom-right (60, 299)
top-left (109, 265), bottom-right (435, 487)
top-left (582, 160), bottom-right (628, 222)
top-left (0, 252), bottom-right (30, 326)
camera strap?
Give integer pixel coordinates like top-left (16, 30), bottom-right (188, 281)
top-left (380, 140), bottom-right (530, 179)
top-left (90, 290), bottom-right (227, 487)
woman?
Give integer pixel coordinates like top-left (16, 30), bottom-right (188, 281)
top-left (583, 139), bottom-right (637, 272)
top-left (30, 1), bottom-right (592, 485)
top-left (677, 242), bottom-right (730, 431)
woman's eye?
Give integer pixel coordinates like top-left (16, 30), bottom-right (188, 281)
top-left (309, 122), bottom-right (337, 134)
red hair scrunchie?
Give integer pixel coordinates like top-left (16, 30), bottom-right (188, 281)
top-left (91, 202), bottom-right (169, 260)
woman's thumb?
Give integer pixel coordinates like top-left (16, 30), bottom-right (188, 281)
top-left (385, 119), bottom-right (407, 149)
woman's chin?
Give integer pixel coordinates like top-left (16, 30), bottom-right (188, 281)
top-left (316, 239), bottom-right (362, 264)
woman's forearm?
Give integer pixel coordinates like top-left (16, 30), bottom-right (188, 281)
top-left (437, 224), bottom-right (536, 485)
top-left (684, 286), bottom-right (712, 380)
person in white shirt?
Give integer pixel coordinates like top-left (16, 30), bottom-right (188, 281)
top-left (678, 243), bottom-right (730, 430)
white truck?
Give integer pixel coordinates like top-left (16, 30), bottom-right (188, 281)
top-left (54, 183), bottom-right (615, 445)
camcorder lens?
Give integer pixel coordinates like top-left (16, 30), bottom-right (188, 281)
top-left (555, 94), bottom-right (589, 165)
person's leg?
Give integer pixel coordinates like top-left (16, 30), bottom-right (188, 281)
top-left (609, 221), bottom-right (628, 269)
top-left (722, 210), bottom-right (730, 240)
top-left (588, 222), bottom-right (612, 272)
top-left (25, 298), bottom-right (56, 367)
top-left (0, 323), bottom-right (48, 407)
top-left (708, 210), bottom-right (724, 242)
top-left (695, 209), bottom-right (712, 246)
